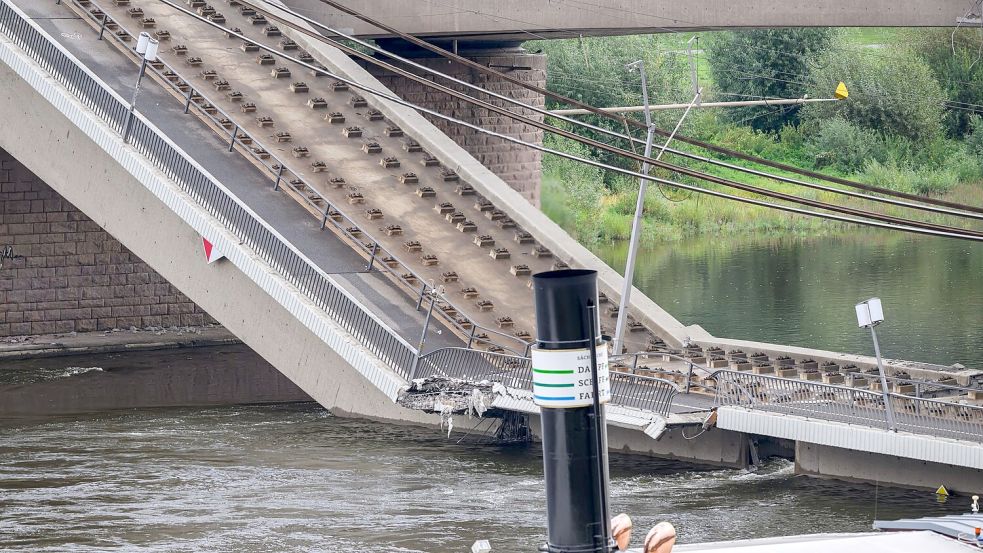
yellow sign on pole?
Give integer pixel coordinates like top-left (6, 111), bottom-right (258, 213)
top-left (835, 82), bottom-right (849, 100)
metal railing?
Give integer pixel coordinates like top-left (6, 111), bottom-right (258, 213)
top-left (713, 370), bottom-right (983, 443)
top-left (610, 349), bottom-right (716, 394)
top-left (63, 0), bottom-right (530, 357)
top-left (0, 0), bottom-right (417, 377)
top-left (417, 347), bottom-right (679, 416)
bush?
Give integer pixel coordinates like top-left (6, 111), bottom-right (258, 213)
top-left (860, 159), bottom-right (960, 196)
top-left (806, 116), bottom-right (886, 172)
top-left (909, 29), bottom-right (983, 138)
top-left (968, 115), bottom-right (983, 159)
top-left (531, 34), bottom-right (688, 170)
top-left (705, 29), bottom-right (834, 132)
top-left (542, 128), bottom-right (606, 243)
top-left (803, 48), bottom-right (945, 142)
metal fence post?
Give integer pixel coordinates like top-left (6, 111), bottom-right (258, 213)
top-left (228, 124), bottom-right (238, 152)
top-left (98, 15), bottom-right (107, 40)
top-left (183, 87), bottom-right (194, 113)
top-left (415, 282), bottom-right (427, 310)
top-left (366, 243), bottom-right (378, 271)
top-left (466, 325), bottom-right (477, 349)
top-left (273, 164), bottom-right (283, 190)
top-left (685, 361), bottom-right (694, 393)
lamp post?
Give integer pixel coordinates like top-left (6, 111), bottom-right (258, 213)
top-left (408, 282), bottom-right (442, 380)
top-left (612, 59), bottom-right (702, 354)
top-left (855, 297), bottom-right (897, 432)
top-left (123, 32), bottom-right (159, 144)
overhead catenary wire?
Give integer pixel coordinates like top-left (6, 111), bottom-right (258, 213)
top-left (153, 0), bottom-right (983, 242)
top-left (220, 0), bottom-right (983, 234)
top-left (229, 0), bottom-right (983, 225)
top-left (313, 0), bottom-right (983, 216)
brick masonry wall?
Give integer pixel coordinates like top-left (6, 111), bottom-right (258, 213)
top-left (364, 51), bottom-right (546, 206)
top-left (0, 148), bottom-right (215, 337)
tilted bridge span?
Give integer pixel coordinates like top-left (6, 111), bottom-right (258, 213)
top-left (0, 0), bottom-right (981, 492)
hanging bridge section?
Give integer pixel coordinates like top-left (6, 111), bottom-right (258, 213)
top-left (2, 0), bottom-right (982, 491)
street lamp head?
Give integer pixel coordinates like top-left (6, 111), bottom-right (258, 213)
top-left (855, 297), bottom-right (884, 328)
top-left (136, 32), bottom-right (151, 55)
top-left (144, 38), bottom-right (159, 62)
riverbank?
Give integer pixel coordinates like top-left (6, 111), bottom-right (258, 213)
top-left (0, 325), bottom-right (240, 360)
top-left (541, 173), bottom-right (983, 245)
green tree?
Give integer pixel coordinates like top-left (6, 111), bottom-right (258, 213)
top-left (529, 35), bottom-right (688, 172)
top-left (802, 48), bottom-right (945, 142)
top-left (705, 29), bottom-right (834, 132)
top-left (909, 28), bottom-right (983, 138)
top-left (542, 127), bottom-right (606, 243)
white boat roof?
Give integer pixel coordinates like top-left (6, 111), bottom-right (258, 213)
top-left (629, 531), bottom-right (975, 553)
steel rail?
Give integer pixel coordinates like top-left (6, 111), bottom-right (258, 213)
top-left (712, 369), bottom-right (983, 442)
top-left (417, 346), bottom-right (679, 416)
top-left (0, 0), bottom-right (422, 376)
top-left (160, 0), bottom-right (983, 241)
top-left (314, 0), bottom-right (983, 216)
top-left (220, 0), bottom-right (983, 239)
top-left (71, 0), bottom-right (531, 356)
top-left (245, 0), bottom-right (983, 224)
top-left (134, 2), bottom-right (983, 241)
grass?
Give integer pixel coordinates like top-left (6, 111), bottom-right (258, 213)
top-left (537, 28), bottom-right (983, 245)
top-left (541, 141), bottom-right (983, 245)
top-left (837, 28), bottom-right (901, 47)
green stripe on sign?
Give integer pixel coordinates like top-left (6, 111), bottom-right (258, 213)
top-left (533, 382), bottom-right (575, 388)
top-left (533, 368), bottom-right (574, 374)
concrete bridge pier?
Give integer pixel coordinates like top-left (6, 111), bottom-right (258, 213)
top-left (362, 40), bottom-right (546, 206)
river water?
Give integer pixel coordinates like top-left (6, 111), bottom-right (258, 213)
top-left (2, 231), bottom-right (978, 552)
top-left (0, 404), bottom-right (965, 552)
top-left (596, 231), bottom-right (983, 369)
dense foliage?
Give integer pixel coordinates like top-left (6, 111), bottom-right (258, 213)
top-left (705, 29), bottom-right (834, 132)
top-left (910, 29), bottom-right (983, 138)
top-left (802, 49), bottom-right (945, 142)
top-left (535, 29), bottom-right (983, 243)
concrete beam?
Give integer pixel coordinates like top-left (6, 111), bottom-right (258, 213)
top-left (796, 441), bottom-right (983, 494)
top-left (0, 36), bottom-right (437, 426)
top-left (283, 0), bottom-right (971, 42)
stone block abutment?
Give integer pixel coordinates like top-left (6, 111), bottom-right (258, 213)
top-left (362, 42), bottom-right (546, 206)
top-left (0, 148), bottom-right (215, 337)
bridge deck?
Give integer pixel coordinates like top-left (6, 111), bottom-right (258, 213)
top-left (72, 0), bottom-right (661, 352)
top-left (21, 0), bottom-right (462, 351)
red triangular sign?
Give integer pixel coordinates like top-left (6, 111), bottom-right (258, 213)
top-left (202, 237), bottom-right (224, 264)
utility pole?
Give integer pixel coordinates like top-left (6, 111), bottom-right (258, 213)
top-left (612, 57), bottom-right (702, 354)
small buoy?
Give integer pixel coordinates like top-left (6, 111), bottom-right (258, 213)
top-left (834, 81), bottom-right (849, 100)
top-left (971, 495), bottom-right (979, 514)
top-left (936, 484), bottom-right (950, 497)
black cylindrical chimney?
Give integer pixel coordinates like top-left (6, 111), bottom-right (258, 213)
top-left (532, 269), bottom-right (614, 553)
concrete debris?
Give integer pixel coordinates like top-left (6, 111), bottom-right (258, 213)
top-left (398, 376), bottom-right (497, 415)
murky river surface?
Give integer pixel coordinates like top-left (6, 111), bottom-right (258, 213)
top-left (2, 230), bottom-right (978, 551)
top-left (0, 404), bottom-right (964, 552)
top-left (597, 231), bottom-right (983, 368)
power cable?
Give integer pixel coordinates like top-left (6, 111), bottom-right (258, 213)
top-left (228, 0), bottom-right (983, 236)
top-left (154, 1), bottom-right (983, 242)
top-left (311, 0), bottom-right (983, 215)
top-left (239, 0), bottom-right (983, 224)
